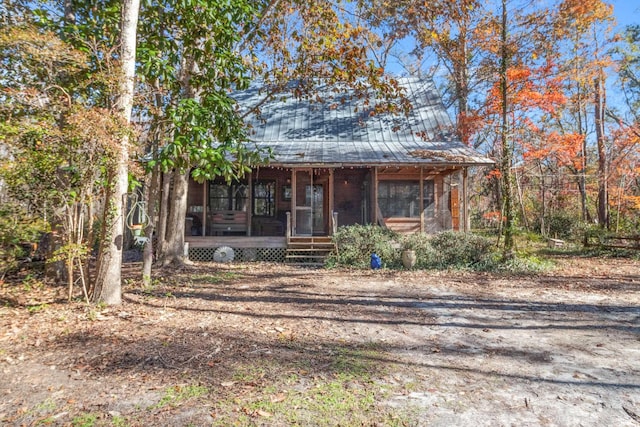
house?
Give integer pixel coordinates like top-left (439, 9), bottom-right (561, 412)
top-left (185, 77), bottom-right (493, 262)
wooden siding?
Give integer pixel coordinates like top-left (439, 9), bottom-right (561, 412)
top-left (383, 218), bottom-right (421, 233)
top-left (187, 165), bottom-right (464, 239)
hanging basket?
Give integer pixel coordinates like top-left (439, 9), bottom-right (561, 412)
top-left (130, 224), bottom-right (144, 237)
top-left (126, 194), bottom-right (151, 238)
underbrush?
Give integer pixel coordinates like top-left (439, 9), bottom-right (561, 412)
top-left (542, 245), bottom-right (640, 260)
top-left (0, 204), bottom-right (48, 280)
top-left (328, 225), bottom-right (553, 273)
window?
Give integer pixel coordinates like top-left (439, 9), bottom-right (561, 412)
top-left (208, 182), bottom-right (247, 211)
top-left (378, 179), bottom-right (434, 218)
top-left (253, 180), bottom-right (276, 216)
top-left (424, 179), bottom-right (435, 218)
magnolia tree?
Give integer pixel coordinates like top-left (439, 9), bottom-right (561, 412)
top-left (137, 0), bottom-right (410, 274)
top-left (0, 24), bottom-right (125, 298)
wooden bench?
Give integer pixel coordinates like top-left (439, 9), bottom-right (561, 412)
top-left (547, 238), bottom-right (565, 248)
top-left (210, 210), bottom-right (247, 235)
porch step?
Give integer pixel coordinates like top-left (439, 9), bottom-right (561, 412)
top-left (285, 236), bottom-right (335, 266)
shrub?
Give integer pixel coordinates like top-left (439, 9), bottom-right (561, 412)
top-left (427, 231), bottom-right (496, 269)
top-left (329, 224), bottom-right (400, 268)
top-left (329, 226), bottom-right (499, 271)
top-left (328, 226), bottom-right (556, 273)
top-left (543, 214), bottom-right (583, 241)
top-left (494, 253), bottom-right (553, 273)
top-left (0, 204), bottom-right (48, 279)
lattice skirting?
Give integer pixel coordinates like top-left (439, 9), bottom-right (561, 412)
top-left (188, 246), bottom-right (286, 263)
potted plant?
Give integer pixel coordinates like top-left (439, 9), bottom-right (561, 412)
top-left (130, 223), bottom-right (144, 237)
top-left (401, 239), bottom-right (417, 269)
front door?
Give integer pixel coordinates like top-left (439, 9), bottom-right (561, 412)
top-left (294, 169), bottom-right (326, 235)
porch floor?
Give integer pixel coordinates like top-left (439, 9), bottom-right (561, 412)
top-left (185, 236), bottom-right (287, 249)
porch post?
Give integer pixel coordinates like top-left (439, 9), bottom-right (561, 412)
top-left (291, 168), bottom-right (296, 236)
top-left (247, 171), bottom-right (252, 236)
top-left (462, 167), bottom-right (469, 232)
top-left (372, 167), bottom-right (379, 225)
top-left (286, 211), bottom-right (291, 240)
top-left (328, 168), bottom-right (334, 235)
top-left (202, 181), bottom-right (207, 236)
top-left (435, 175), bottom-right (442, 229)
top-left (419, 167), bottom-right (424, 233)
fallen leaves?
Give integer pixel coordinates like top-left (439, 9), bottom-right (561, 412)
top-left (0, 258), bottom-right (638, 425)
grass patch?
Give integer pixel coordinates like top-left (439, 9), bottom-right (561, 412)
top-left (492, 252), bottom-right (555, 274)
top-left (232, 365), bottom-right (266, 383)
top-left (211, 346), bottom-right (413, 426)
top-left (110, 415), bottom-right (128, 427)
top-left (212, 373), bottom-right (412, 427)
top-left (191, 272), bottom-right (240, 284)
top-left (26, 303), bottom-right (49, 314)
top-left (33, 398), bottom-right (57, 412)
top-left (150, 384), bottom-right (209, 410)
top-left (71, 412), bottom-right (99, 427)
top-left (330, 347), bottom-right (383, 378)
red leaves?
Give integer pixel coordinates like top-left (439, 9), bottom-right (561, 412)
top-left (522, 131), bottom-right (584, 169)
top-left (486, 63), bottom-right (566, 117)
top-left (457, 111), bottom-right (484, 145)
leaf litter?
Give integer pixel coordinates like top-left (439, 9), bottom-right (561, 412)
top-left (0, 256), bottom-right (639, 425)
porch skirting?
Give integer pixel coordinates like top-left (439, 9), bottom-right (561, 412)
top-left (188, 246), bottom-right (286, 262)
top-left (185, 236), bottom-right (287, 262)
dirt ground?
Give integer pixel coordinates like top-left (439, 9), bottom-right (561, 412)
top-left (1, 255), bottom-right (639, 426)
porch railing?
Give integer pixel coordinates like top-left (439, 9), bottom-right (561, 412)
top-left (285, 210), bottom-right (337, 240)
top-left (286, 211), bottom-right (291, 242)
top-left (331, 211), bottom-right (338, 235)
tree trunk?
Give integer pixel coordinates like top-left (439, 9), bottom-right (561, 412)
top-left (573, 81), bottom-right (591, 224)
top-left (594, 75), bottom-right (609, 229)
top-left (158, 170), bottom-right (190, 267)
top-left (155, 171), bottom-right (171, 259)
top-left (63, 0), bottom-right (75, 24)
top-left (538, 161), bottom-right (546, 236)
top-left (142, 163), bottom-right (160, 285)
top-left (455, 31), bottom-right (471, 145)
top-left (92, 0), bottom-right (140, 304)
top-left (499, 0), bottom-right (514, 259)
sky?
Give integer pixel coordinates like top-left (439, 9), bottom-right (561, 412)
top-left (611, 0), bottom-right (640, 29)
top-left (384, 1), bottom-right (640, 78)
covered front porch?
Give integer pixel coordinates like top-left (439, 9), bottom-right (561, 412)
top-left (184, 164), bottom-right (468, 261)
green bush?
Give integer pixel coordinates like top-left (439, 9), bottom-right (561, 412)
top-left (493, 253), bottom-right (553, 273)
top-left (329, 226), bottom-right (499, 271)
top-left (0, 204), bottom-right (48, 278)
top-left (543, 214), bottom-right (583, 241)
top-left (427, 231), bottom-right (496, 269)
top-left (329, 224), bottom-right (400, 268)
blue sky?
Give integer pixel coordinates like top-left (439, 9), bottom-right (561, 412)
top-left (384, 1), bottom-right (639, 77)
top-left (611, 0), bottom-right (640, 29)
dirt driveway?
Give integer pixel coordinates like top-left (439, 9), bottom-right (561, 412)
top-left (1, 256), bottom-right (639, 426)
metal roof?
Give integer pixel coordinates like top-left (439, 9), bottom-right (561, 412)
top-left (235, 77), bottom-right (493, 167)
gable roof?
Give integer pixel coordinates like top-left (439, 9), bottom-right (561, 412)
top-left (235, 77), bottom-right (493, 167)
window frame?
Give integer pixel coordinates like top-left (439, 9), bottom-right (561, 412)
top-left (208, 181), bottom-right (248, 211)
top-left (252, 180), bottom-right (277, 217)
top-left (377, 179), bottom-right (435, 219)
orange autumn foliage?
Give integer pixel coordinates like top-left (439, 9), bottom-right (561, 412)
top-left (487, 64), bottom-right (566, 115)
top-left (522, 131), bottom-right (585, 169)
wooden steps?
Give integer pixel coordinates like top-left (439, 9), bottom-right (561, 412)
top-left (285, 236), bottom-right (335, 267)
